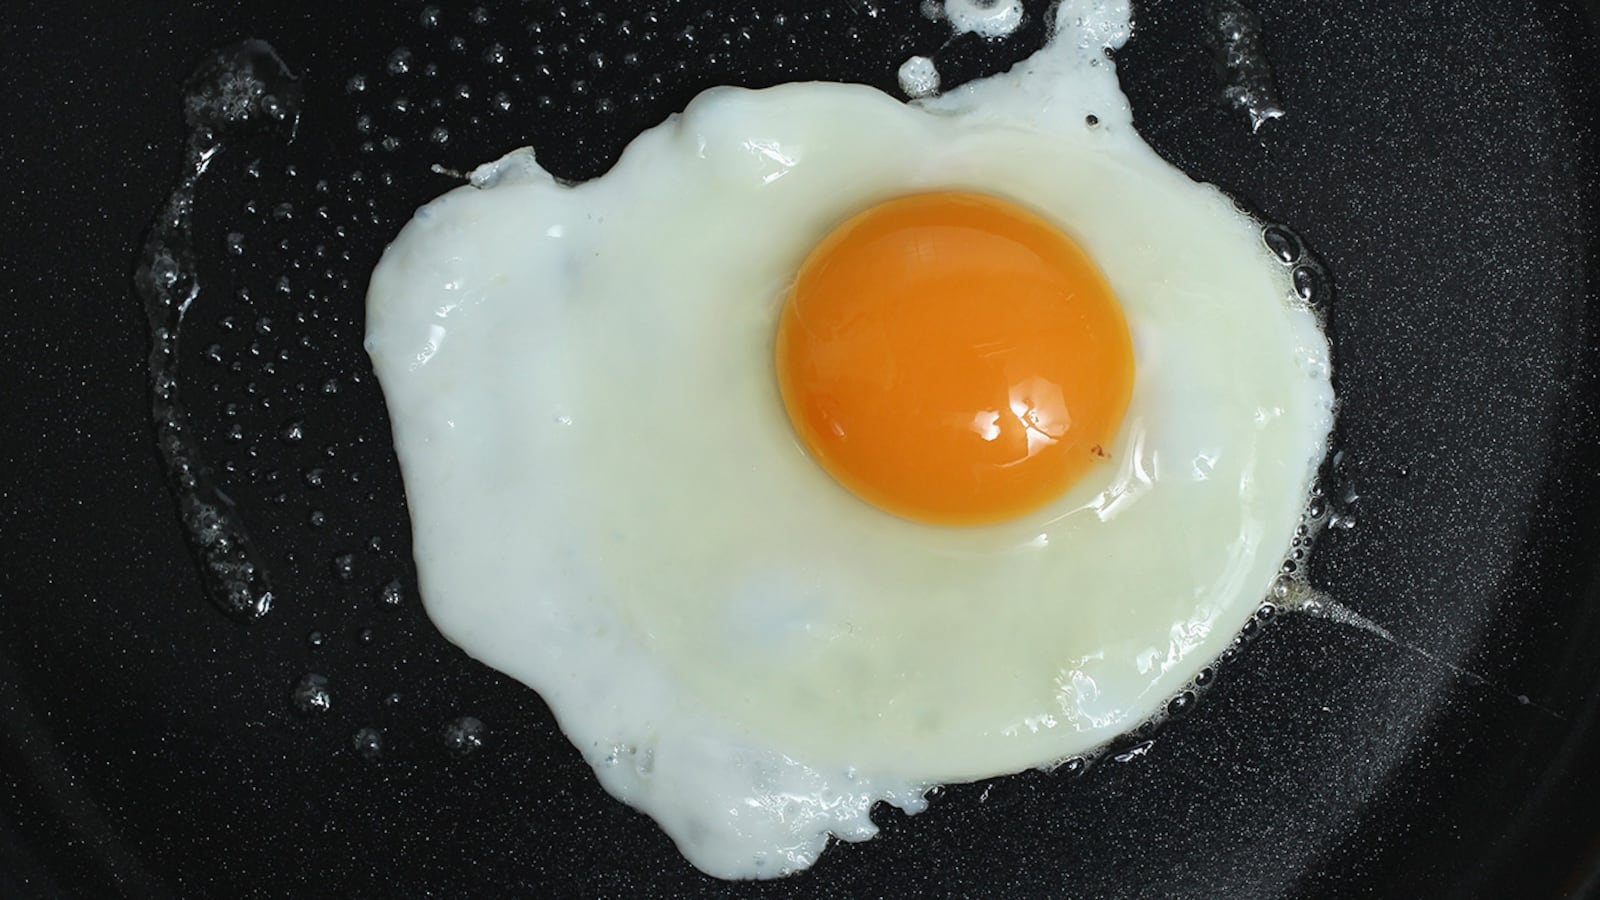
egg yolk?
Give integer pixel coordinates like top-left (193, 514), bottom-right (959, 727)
top-left (775, 191), bottom-right (1134, 526)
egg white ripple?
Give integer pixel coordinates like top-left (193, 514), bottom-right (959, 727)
top-left (364, 0), bottom-right (1333, 879)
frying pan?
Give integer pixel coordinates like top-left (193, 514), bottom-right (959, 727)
top-left (3, 0), bottom-right (1599, 896)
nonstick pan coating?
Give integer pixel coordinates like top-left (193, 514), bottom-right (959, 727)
top-left (3, 1), bottom-right (1599, 897)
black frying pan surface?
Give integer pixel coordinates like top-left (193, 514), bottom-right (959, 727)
top-left (3, 1), bottom-right (1600, 897)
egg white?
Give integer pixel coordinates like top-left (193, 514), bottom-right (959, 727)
top-left (365, 0), bottom-right (1333, 879)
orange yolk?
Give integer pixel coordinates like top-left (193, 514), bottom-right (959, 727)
top-left (775, 191), bottom-right (1135, 526)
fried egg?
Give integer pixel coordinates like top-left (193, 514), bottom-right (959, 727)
top-left (364, 0), bottom-right (1334, 879)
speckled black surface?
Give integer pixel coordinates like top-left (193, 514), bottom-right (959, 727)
top-left (3, 1), bottom-right (1599, 898)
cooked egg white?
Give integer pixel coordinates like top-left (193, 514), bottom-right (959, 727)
top-left (365, 0), bottom-right (1333, 879)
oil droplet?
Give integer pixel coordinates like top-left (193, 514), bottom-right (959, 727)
top-left (442, 716), bottom-right (486, 756)
top-left (1166, 691), bottom-right (1196, 717)
top-left (291, 673), bottom-right (332, 714)
top-left (376, 579), bottom-right (404, 609)
top-left (1112, 740), bottom-right (1154, 763)
top-left (352, 727), bottom-right (384, 760)
top-left (386, 47), bottom-right (414, 75)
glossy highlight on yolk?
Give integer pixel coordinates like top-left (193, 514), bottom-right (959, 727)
top-left (775, 191), bottom-right (1134, 526)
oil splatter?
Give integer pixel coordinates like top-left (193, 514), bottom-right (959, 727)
top-left (1204, 0), bottom-right (1285, 132)
top-left (1294, 593), bottom-right (1564, 720)
top-left (133, 41), bottom-right (301, 620)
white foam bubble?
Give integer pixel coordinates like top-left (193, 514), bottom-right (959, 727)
top-left (938, 0), bottom-right (1025, 38)
top-left (897, 55), bottom-right (941, 98)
